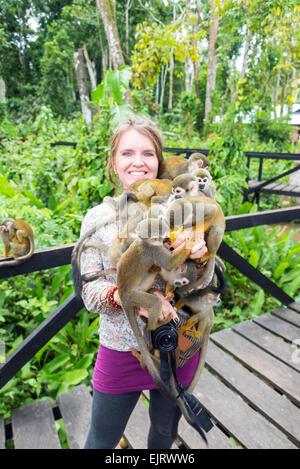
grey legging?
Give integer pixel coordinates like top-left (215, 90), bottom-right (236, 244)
top-left (84, 388), bottom-right (182, 449)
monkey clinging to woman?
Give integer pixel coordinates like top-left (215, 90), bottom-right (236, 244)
top-left (77, 115), bottom-right (224, 449)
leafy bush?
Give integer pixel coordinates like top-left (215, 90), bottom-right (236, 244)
top-left (254, 110), bottom-right (292, 150)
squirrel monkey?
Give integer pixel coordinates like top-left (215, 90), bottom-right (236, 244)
top-left (0, 219), bottom-right (35, 266)
top-left (117, 217), bottom-right (190, 332)
top-left (172, 171), bottom-right (216, 200)
top-left (165, 195), bottom-right (225, 292)
top-left (192, 169), bottom-right (216, 199)
top-left (158, 153), bottom-right (211, 180)
top-left (119, 178), bottom-right (172, 210)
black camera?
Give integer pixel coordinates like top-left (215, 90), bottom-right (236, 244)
top-left (151, 320), bottom-right (178, 353)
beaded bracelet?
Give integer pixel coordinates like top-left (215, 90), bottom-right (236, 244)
top-left (106, 286), bottom-right (121, 310)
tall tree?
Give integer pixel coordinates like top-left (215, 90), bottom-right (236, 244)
top-left (96, 0), bottom-right (125, 70)
top-left (74, 47), bottom-right (92, 124)
top-left (205, 0), bottom-right (219, 121)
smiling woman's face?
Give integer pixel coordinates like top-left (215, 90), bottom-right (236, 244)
top-left (113, 127), bottom-right (159, 191)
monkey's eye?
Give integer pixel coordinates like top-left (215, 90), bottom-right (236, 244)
top-left (181, 279), bottom-right (189, 286)
top-left (203, 178), bottom-right (208, 183)
top-left (174, 188), bottom-right (182, 194)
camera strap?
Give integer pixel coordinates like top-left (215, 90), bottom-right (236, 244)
top-left (159, 350), bottom-right (213, 438)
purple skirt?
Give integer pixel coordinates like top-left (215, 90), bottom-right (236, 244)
top-left (93, 344), bottom-right (200, 394)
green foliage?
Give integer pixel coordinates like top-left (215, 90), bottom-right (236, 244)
top-left (91, 66), bottom-right (133, 129)
top-left (40, 23), bottom-right (76, 116)
top-left (213, 224), bottom-right (300, 331)
top-left (253, 110), bottom-right (292, 150)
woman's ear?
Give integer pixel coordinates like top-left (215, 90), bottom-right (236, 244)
top-left (113, 162), bottom-right (118, 177)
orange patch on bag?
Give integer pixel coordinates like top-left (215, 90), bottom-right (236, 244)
top-left (178, 334), bottom-right (194, 352)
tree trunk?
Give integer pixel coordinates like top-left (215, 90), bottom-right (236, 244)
top-left (125, 0), bottom-right (133, 59)
top-left (273, 68), bottom-right (280, 116)
top-left (231, 33), bottom-right (251, 107)
top-left (74, 48), bottom-right (92, 125)
top-left (168, 50), bottom-right (174, 110)
top-left (185, 57), bottom-right (192, 92)
top-left (0, 77), bottom-right (6, 103)
top-left (220, 59), bottom-right (234, 117)
top-left (160, 65), bottom-right (167, 111)
top-left (155, 75), bottom-right (159, 107)
top-left (204, 0), bottom-right (219, 121)
top-left (280, 70), bottom-right (289, 116)
top-left (96, 0), bottom-right (125, 70)
top-left (83, 44), bottom-right (97, 90)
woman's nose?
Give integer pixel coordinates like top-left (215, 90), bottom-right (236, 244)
top-left (132, 153), bottom-right (144, 166)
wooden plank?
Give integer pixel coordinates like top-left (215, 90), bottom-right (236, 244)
top-left (193, 369), bottom-right (296, 449)
top-left (233, 320), bottom-right (300, 372)
top-left (289, 301), bottom-right (300, 314)
top-left (253, 313), bottom-right (300, 343)
top-left (144, 391), bottom-right (235, 449)
top-left (211, 329), bottom-right (300, 405)
top-left (271, 306), bottom-right (300, 328)
top-left (0, 414), bottom-right (5, 449)
top-left (56, 384), bottom-right (92, 449)
top-left (206, 340), bottom-right (300, 445)
top-left (11, 399), bottom-right (60, 449)
top-left (248, 180), bottom-right (300, 196)
top-left (178, 414), bottom-right (236, 449)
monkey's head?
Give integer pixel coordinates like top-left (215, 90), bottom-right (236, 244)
top-left (173, 261), bottom-right (198, 288)
top-left (193, 169), bottom-right (212, 191)
top-left (0, 219), bottom-right (14, 234)
top-left (172, 174), bottom-right (197, 199)
top-left (188, 153), bottom-right (210, 170)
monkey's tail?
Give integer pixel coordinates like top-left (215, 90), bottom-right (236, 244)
top-left (210, 264), bottom-right (227, 294)
top-left (119, 192), bottom-right (138, 213)
top-left (81, 269), bottom-right (116, 283)
top-left (0, 238), bottom-right (35, 267)
top-left (71, 226), bottom-right (111, 298)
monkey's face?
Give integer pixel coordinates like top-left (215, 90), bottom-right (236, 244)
top-left (193, 169), bottom-right (212, 191)
top-left (174, 277), bottom-right (190, 288)
top-left (196, 176), bottom-right (210, 190)
top-left (1, 219), bottom-right (14, 234)
top-left (172, 178), bottom-right (197, 199)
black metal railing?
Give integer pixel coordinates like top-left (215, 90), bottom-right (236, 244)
top-left (1, 206), bottom-right (300, 390)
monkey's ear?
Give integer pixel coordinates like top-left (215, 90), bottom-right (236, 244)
top-left (179, 263), bottom-right (187, 273)
top-left (206, 293), bottom-right (214, 303)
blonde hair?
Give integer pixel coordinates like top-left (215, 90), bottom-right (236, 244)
top-left (107, 116), bottom-right (164, 188)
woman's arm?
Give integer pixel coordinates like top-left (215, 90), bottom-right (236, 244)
top-left (79, 204), bottom-right (118, 314)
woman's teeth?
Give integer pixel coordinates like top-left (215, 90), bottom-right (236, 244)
top-left (129, 171), bottom-right (147, 175)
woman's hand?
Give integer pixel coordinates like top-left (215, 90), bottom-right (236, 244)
top-left (137, 290), bottom-right (178, 324)
top-left (170, 228), bottom-right (208, 260)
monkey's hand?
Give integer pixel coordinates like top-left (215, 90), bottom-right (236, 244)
top-left (170, 228), bottom-right (208, 260)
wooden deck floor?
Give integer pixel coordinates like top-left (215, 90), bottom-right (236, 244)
top-left (1, 302), bottom-right (299, 449)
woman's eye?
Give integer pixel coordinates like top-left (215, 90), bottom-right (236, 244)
top-left (144, 152), bottom-right (155, 157)
top-left (122, 151), bottom-right (132, 156)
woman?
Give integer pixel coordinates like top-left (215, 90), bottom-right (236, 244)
top-left (82, 116), bottom-right (208, 449)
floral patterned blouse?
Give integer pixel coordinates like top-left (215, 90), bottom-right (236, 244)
top-left (80, 198), bottom-right (166, 351)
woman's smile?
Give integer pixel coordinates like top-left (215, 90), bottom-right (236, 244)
top-left (113, 128), bottom-right (159, 190)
